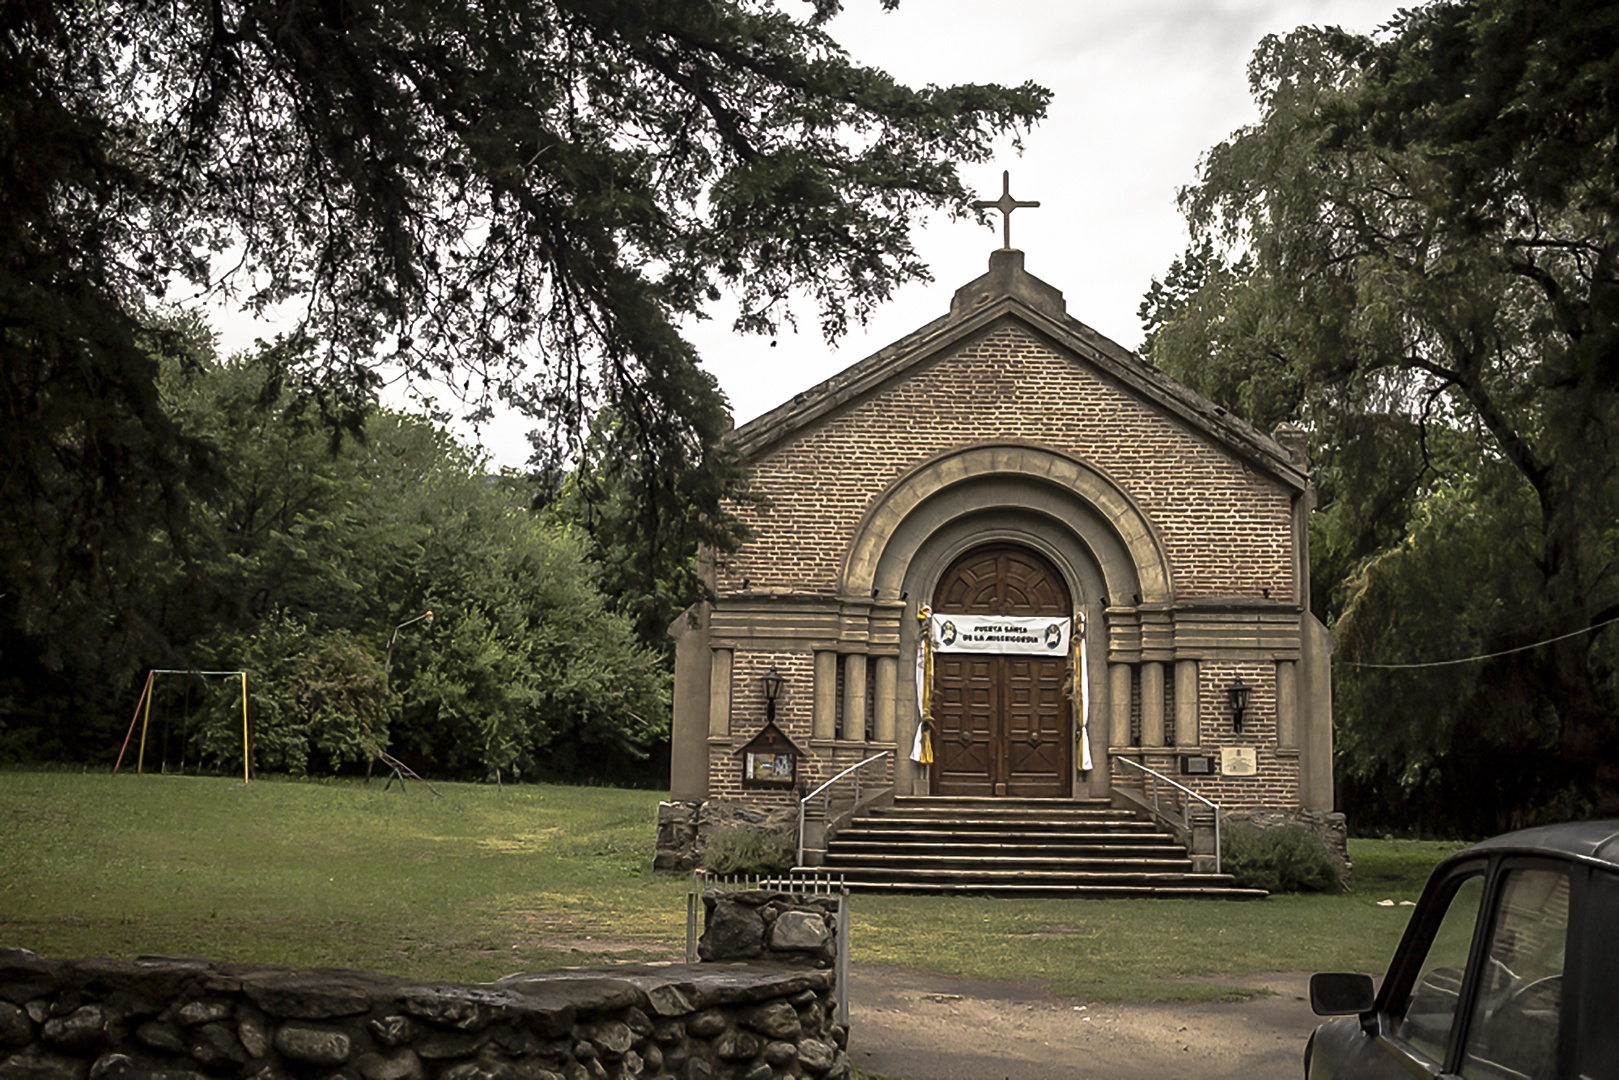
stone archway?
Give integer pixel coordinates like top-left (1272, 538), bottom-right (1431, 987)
top-left (930, 543), bottom-right (1072, 798)
top-left (841, 442), bottom-right (1172, 605)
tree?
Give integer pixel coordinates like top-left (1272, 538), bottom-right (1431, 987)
top-left (2, 0), bottom-right (1048, 710)
top-left (165, 347), bottom-right (672, 783)
top-left (545, 407), bottom-right (761, 657)
top-left (1142, 1), bottom-right (1619, 831)
top-left (0, 326), bottom-right (673, 782)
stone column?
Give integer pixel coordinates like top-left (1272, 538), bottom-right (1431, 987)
top-left (872, 655), bottom-right (898, 744)
top-left (1108, 664), bottom-right (1133, 747)
top-left (707, 648), bottom-right (733, 738)
top-left (1175, 660), bottom-right (1200, 748)
top-left (1140, 661), bottom-right (1165, 747)
top-left (813, 650), bottom-right (838, 742)
top-left (842, 653), bottom-right (868, 742)
top-left (669, 606), bottom-right (711, 801)
top-left (1276, 660), bottom-right (1299, 748)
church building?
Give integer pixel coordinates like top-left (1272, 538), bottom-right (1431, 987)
top-left (661, 191), bottom-right (1336, 882)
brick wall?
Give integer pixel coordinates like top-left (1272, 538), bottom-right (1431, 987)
top-left (719, 324), bottom-right (1294, 601)
top-left (1112, 661), bottom-right (1299, 809)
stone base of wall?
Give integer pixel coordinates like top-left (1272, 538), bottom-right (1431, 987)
top-left (654, 801), bottom-right (799, 874)
top-left (697, 892), bottom-right (836, 969)
top-left (1223, 807), bottom-right (1353, 889)
top-left (0, 949), bottom-right (850, 1080)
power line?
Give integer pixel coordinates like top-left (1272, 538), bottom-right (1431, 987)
top-left (1343, 614), bottom-right (1619, 670)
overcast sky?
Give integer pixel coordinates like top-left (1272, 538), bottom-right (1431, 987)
top-left (214, 0), bottom-right (1404, 468)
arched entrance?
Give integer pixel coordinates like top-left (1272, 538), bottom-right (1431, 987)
top-left (930, 543), bottom-right (1072, 797)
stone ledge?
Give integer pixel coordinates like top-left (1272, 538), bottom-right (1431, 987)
top-left (0, 950), bottom-right (849, 1080)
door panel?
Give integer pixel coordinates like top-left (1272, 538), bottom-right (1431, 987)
top-left (1003, 656), bottom-right (1070, 797)
top-left (933, 655), bottom-right (996, 796)
top-left (931, 544), bottom-right (1072, 797)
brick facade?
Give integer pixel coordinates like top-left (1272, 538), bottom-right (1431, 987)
top-left (669, 249), bottom-right (1334, 828)
top-left (720, 325), bottom-right (1294, 602)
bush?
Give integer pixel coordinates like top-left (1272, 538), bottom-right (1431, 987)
top-left (705, 827), bottom-right (797, 875)
top-left (1221, 822), bottom-right (1343, 894)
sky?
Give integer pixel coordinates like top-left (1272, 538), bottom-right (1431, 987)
top-left (212, 0), bottom-right (1405, 468)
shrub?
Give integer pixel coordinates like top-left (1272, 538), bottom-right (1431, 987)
top-left (1221, 822), bottom-right (1343, 894)
top-left (705, 827), bottom-right (797, 875)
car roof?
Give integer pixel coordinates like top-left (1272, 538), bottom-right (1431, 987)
top-left (1460, 819), bottom-right (1619, 870)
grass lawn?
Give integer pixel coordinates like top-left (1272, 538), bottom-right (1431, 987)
top-left (0, 771), bottom-right (1469, 1001)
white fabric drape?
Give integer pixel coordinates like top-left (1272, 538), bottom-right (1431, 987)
top-left (1078, 611), bottom-right (1093, 772)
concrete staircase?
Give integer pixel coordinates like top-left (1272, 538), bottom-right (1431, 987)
top-left (798, 796), bottom-right (1265, 899)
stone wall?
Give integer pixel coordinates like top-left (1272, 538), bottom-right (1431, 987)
top-left (695, 892), bottom-right (837, 971)
top-left (653, 801), bottom-right (799, 875)
top-left (1223, 806), bottom-right (1352, 889)
top-left (0, 946), bottom-right (849, 1080)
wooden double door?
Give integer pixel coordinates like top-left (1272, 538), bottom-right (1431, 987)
top-left (930, 544), bottom-right (1072, 798)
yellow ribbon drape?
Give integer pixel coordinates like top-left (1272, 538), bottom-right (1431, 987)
top-left (912, 605), bottom-right (935, 765)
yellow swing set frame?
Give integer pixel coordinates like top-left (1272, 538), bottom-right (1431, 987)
top-left (113, 669), bottom-right (252, 784)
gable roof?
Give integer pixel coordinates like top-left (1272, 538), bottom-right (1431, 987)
top-left (731, 249), bottom-right (1310, 494)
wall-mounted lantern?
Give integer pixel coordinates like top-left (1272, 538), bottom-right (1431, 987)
top-left (1229, 677), bottom-right (1251, 734)
top-left (762, 665), bottom-right (785, 722)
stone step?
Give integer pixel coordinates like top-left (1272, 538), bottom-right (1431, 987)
top-left (885, 797), bottom-right (1127, 812)
top-left (835, 829), bottom-right (1178, 841)
top-left (786, 876), bottom-right (1268, 900)
top-left (810, 795), bottom-right (1252, 898)
top-left (822, 854), bottom-right (1194, 872)
top-left (832, 830), bottom-right (1180, 846)
top-left (888, 796), bottom-right (1115, 807)
top-left (874, 803), bottom-right (1139, 809)
top-left (826, 840), bottom-right (1189, 860)
top-left (801, 864), bottom-right (1240, 886)
top-left (866, 808), bottom-right (1152, 821)
top-left (822, 867), bottom-right (1217, 880)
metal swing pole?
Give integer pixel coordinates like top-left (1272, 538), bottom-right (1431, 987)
top-left (113, 670), bottom-right (156, 775)
top-left (240, 672), bottom-right (251, 784)
top-left (138, 673), bottom-right (157, 774)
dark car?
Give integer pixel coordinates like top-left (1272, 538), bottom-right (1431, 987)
top-left (1305, 820), bottom-right (1619, 1080)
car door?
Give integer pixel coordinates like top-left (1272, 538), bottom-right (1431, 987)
top-left (1454, 864), bottom-right (1569, 1079)
top-left (1308, 862), bottom-right (1489, 1079)
top-left (1309, 858), bottom-right (1574, 1080)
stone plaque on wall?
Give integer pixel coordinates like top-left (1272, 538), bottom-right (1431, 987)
top-left (1221, 747), bottom-right (1258, 777)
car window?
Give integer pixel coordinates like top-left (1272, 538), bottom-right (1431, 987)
top-left (1460, 867), bottom-right (1569, 1080)
top-left (1393, 871), bottom-right (1486, 1064)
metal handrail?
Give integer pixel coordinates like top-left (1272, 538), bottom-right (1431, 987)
top-left (798, 749), bottom-right (893, 865)
top-left (1113, 756), bottom-right (1221, 874)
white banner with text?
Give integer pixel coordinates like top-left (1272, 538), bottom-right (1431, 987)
top-left (929, 614), bottom-right (1072, 655)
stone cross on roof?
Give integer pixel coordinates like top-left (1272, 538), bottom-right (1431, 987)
top-left (973, 170), bottom-right (1040, 250)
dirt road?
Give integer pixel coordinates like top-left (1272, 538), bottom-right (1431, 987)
top-left (845, 965), bottom-right (1320, 1080)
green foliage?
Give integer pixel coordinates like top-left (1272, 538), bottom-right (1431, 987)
top-left (2, 336), bottom-right (672, 784)
top-left (1220, 824), bottom-right (1343, 895)
top-left (218, 626), bottom-right (395, 776)
top-left (704, 827), bottom-right (797, 875)
top-left (1142, 0), bottom-right (1619, 832)
top-left (1, 0), bottom-right (1048, 726)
